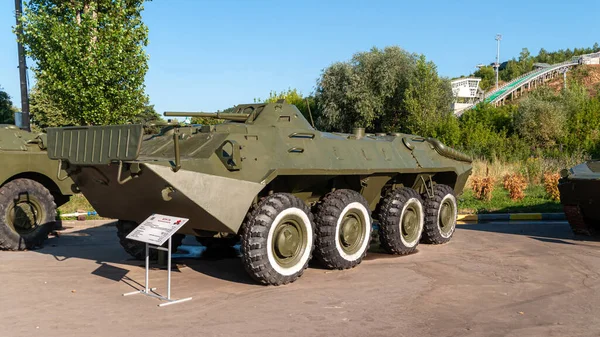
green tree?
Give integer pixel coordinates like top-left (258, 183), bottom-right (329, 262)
top-left (255, 88), bottom-right (320, 127)
top-left (316, 46), bottom-right (417, 133)
top-left (514, 89), bottom-right (566, 148)
top-left (18, 0), bottom-right (150, 126)
top-left (473, 66), bottom-right (496, 91)
top-left (29, 80), bottom-right (74, 129)
top-left (400, 55), bottom-right (454, 139)
top-left (0, 87), bottom-right (16, 124)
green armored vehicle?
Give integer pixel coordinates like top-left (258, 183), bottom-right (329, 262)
top-left (558, 160), bottom-right (600, 236)
top-left (0, 124), bottom-right (75, 250)
top-left (46, 101), bottom-right (472, 285)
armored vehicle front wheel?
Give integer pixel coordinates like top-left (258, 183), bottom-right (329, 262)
top-left (0, 179), bottom-right (57, 250)
top-left (313, 189), bottom-right (372, 269)
top-left (116, 220), bottom-right (184, 260)
top-left (240, 193), bottom-right (315, 285)
top-left (421, 184), bottom-right (457, 244)
top-left (377, 187), bottom-right (424, 255)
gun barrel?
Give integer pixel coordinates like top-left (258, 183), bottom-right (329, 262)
top-left (163, 111), bottom-right (250, 122)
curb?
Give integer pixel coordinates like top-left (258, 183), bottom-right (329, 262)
top-left (457, 213), bottom-right (566, 222)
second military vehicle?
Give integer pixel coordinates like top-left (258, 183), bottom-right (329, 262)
top-left (0, 124), bottom-right (75, 251)
top-left (558, 160), bottom-right (600, 236)
top-left (46, 101), bottom-right (472, 285)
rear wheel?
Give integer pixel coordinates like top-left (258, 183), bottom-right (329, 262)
top-left (377, 187), bottom-right (424, 255)
top-left (313, 189), bottom-right (372, 269)
top-left (240, 193), bottom-right (315, 285)
top-left (421, 184), bottom-right (458, 244)
top-left (116, 220), bottom-right (184, 260)
top-left (0, 179), bottom-right (57, 251)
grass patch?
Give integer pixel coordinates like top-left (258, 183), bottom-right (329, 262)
top-left (57, 193), bottom-right (104, 220)
top-left (458, 184), bottom-right (562, 214)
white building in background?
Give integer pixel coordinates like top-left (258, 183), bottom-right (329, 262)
top-left (580, 52), bottom-right (600, 65)
top-left (450, 77), bottom-right (482, 115)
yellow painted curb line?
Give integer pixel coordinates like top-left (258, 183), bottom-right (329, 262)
top-left (457, 214), bottom-right (478, 221)
top-left (510, 213), bottom-right (542, 220)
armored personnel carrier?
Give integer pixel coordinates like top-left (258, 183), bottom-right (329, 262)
top-left (0, 124), bottom-right (75, 250)
top-left (558, 160), bottom-right (600, 236)
top-left (46, 101), bottom-right (472, 285)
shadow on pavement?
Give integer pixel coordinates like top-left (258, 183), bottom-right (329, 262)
top-left (459, 221), bottom-right (600, 245)
top-left (31, 221), bottom-right (263, 285)
top-left (28, 221), bottom-right (410, 285)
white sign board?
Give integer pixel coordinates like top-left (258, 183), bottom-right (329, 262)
top-left (125, 214), bottom-right (189, 246)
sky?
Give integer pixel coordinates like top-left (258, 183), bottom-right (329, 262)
top-left (1, 0), bottom-right (599, 116)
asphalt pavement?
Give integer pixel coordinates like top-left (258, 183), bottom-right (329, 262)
top-left (1, 219), bottom-right (600, 337)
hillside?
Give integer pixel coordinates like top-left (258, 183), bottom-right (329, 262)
top-left (546, 65), bottom-right (600, 96)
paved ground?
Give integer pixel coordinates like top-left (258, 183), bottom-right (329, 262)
top-left (2, 220), bottom-right (600, 337)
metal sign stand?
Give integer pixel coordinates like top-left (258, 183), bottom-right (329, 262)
top-left (122, 237), bottom-right (192, 307)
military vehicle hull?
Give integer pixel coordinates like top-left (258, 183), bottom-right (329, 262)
top-left (558, 160), bottom-right (600, 235)
top-left (0, 125), bottom-right (75, 250)
top-left (47, 102), bottom-right (472, 285)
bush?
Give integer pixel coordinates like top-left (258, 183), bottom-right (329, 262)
top-left (543, 172), bottom-right (561, 201)
top-left (470, 173), bottom-right (495, 201)
top-left (503, 173), bottom-right (528, 201)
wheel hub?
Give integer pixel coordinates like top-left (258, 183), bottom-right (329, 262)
top-left (340, 216), bottom-right (360, 247)
top-left (401, 207), bottom-right (419, 242)
top-left (6, 194), bottom-right (42, 234)
top-left (275, 224), bottom-right (301, 258)
top-left (439, 200), bottom-right (455, 234)
top-left (338, 210), bottom-right (366, 255)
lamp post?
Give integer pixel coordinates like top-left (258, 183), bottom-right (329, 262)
top-left (14, 0), bottom-right (30, 132)
top-left (495, 34), bottom-right (502, 90)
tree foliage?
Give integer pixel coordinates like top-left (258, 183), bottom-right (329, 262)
top-left (401, 55), bottom-right (455, 141)
top-left (515, 89), bottom-right (566, 148)
top-left (29, 80), bottom-right (74, 128)
top-left (0, 87), bottom-right (16, 124)
top-left (315, 46), bottom-right (455, 140)
top-left (316, 46), bottom-right (416, 133)
top-left (18, 0), bottom-right (150, 126)
top-left (255, 88), bottom-right (319, 127)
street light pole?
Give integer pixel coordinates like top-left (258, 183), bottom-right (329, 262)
top-left (495, 34), bottom-right (502, 90)
top-left (14, 0), bottom-right (30, 132)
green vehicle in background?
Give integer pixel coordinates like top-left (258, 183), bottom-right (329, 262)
top-left (0, 124), bottom-right (75, 250)
top-left (558, 160), bottom-right (600, 236)
top-left (45, 101), bottom-right (472, 285)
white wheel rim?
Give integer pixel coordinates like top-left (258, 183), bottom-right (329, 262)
top-left (438, 194), bottom-right (457, 239)
top-left (266, 207), bottom-right (313, 276)
top-left (399, 197), bottom-right (424, 248)
top-left (334, 202), bottom-right (371, 262)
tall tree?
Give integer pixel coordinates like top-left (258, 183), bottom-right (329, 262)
top-left (399, 55), bottom-right (453, 137)
top-left (18, 0), bottom-right (150, 126)
top-left (316, 46), bottom-right (417, 133)
top-left (0, 87), bottom-right (16, 124)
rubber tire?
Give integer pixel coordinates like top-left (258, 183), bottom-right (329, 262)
top-left (116, 220), bottom-right (184, 260)
top-left (421, 184), bottom-right (458, 244)
top-left (377, 187), bottom-right (424, 255)
top-left (313, 189), bottom-right (372, 269)
top-left (0, 179), bottom-right (57, 251)
top-left (240, 193), bottom-right (315, 286)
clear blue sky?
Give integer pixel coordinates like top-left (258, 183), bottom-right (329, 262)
top-left (1, 0), bottom-right (599, 116)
